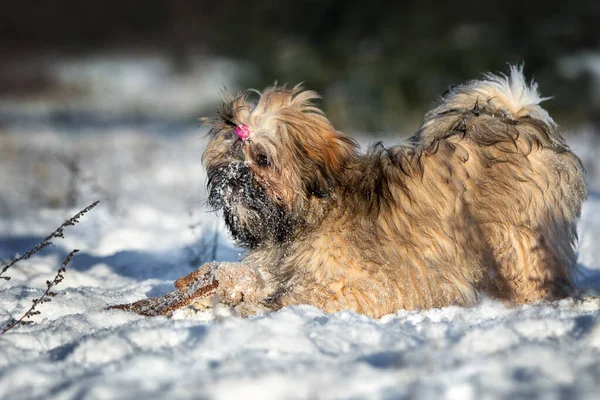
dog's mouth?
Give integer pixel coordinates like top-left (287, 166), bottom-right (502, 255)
top-left (207, 162), bottom-right (295, 248)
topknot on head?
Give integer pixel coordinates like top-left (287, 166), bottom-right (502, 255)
top-left (234, 124), bottom-right (251, 141)
top-left (207, 84), bottom-right (334, 142)
top-left (250, 84), bottom-right (325, 121)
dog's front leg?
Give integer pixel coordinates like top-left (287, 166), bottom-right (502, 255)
top-left (175, 261), bottom-right (272, 316)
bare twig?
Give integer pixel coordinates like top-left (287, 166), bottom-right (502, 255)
top-left (1, 249), bottom-right (78, 335)
top-left (0, 201), bottom-right (99, 280)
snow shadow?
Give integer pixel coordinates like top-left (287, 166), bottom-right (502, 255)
top-left (357, 350), bottom-right (407, 369)
top-left (0, 234), bottom-right (240, 283)
top-left (577, 264), bottom-right (600, 295)
top-left (577, 189), bottom-right (600, 294)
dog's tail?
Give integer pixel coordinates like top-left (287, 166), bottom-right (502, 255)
top-left (437, 65), bottom-right (553, 123)
top-left (416, 65), bottom-right (568, 151)
top-left (416, 65), bottom-right (586, 207)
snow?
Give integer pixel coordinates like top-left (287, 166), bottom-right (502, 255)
top-left (1, 124), bottom-right (600, 399)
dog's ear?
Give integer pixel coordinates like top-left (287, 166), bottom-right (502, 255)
top-left (278, 113), bottom-right (358, 198)
top-left (305, 131), bottom-right (357, 198)
top-left (265, 88), bottom-right (357, 199)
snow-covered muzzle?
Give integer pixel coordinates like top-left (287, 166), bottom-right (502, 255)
top-left (206, 162), bottom-right (295, 249)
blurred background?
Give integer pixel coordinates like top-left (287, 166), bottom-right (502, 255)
top-left (2, 0), bottom-right (600, 132)
top-left (1, 0), bottom-right (600, 237)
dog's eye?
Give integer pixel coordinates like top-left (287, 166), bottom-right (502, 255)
top-left (256, 154), bottom-right (270, 168)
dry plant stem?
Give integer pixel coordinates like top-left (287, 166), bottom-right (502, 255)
top-left (1, 249), bottom-right (78, 335)
top-left (109, 262), bottom-right (269, 317)
top-left (0, 201), bottom-right (100, 280)
top-left (107, 269), bottom-right (219, 316)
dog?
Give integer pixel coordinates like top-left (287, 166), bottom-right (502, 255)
top-left (111, 66), bottom-right (586, 318)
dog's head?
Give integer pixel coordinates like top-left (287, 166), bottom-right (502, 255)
top-left (203, 85), bottom-right (357, 249)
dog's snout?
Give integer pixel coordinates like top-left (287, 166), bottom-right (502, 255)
top-left (225, 162), bottom-right (251, 182)
top-left (208, 162), bottom-right (254, 203)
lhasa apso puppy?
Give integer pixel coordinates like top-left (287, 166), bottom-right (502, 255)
top-left (111, 66), bottom-right (586, 318)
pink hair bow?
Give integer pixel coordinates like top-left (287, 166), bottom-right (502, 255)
top-left (234, 124), bottom-right (251, 141)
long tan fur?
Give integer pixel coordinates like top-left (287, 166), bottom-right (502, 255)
top-left (197, 67), bottom-right (586, 318)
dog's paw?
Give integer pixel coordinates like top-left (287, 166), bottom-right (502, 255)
top-left (211, 262), bottom-right (266, 307)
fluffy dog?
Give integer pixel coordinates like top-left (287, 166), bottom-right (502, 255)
top-left (111, 66), bottom-right (586, 318)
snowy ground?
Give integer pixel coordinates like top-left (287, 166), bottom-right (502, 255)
top-left (0, 123), bottom-right (599, 399)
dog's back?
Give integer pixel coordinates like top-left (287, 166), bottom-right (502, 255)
top-left (406, 66), bottom-right (587, 303)
top-left (270, 67), bottom-right (587, 316)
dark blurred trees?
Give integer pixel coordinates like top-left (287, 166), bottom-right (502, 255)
top-left (2, 0), bottom-right (599, 131)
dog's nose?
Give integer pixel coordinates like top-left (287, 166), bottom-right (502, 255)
top-left (225, 162), bottom-right (252, 186)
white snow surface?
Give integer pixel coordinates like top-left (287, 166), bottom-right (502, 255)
top-left (1, 127), bottom-right (599, 400)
